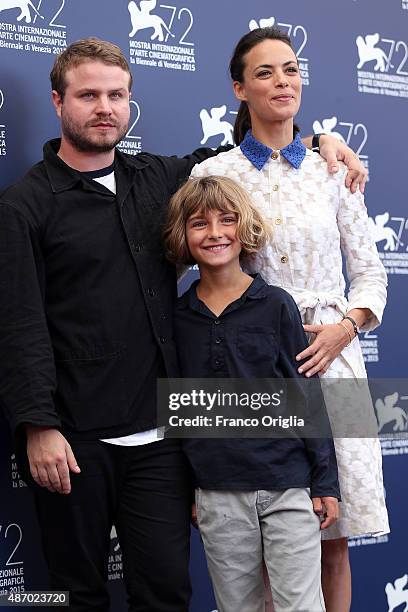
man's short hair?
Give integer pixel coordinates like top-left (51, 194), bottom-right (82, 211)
top-left (50, 37), bottom-right (133, 98)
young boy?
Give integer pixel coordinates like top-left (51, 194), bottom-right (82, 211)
top-left (164, 175), bottom-right (340, 612)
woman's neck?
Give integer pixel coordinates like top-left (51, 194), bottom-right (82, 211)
top-left (251, 117), bottom-right (294, 150)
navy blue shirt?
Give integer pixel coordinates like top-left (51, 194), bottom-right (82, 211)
top-left (174, 274), bottom-right (340, 498)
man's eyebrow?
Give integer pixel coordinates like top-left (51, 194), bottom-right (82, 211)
top-left (75, 87), bottom-right (128, 93)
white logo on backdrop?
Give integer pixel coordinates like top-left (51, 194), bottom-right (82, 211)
top-left (312, 117), bottom-right (369, 177)
top-left (369, 213), bottom-right (408, 275)
top-left (360, 330), bottom-right (379, 364)
top-left (313, 117), bottom-right (345, 142)
top-left (377, 386), bottom-right (408, 457)
top-left (249, 17), bottom-right (275, 30)
top-left (125, 100), bottom-right (141, 139)
top-left (356, 32), bottom-right (408, 97)
top-left (110, 525), bottom-right (121, 552)
top-left (0, 0), bottom-right (67, 54)
top-left (385, 574), bottom-right (408, 612)
top-left (368, 213), bottom-right (408, 273)
top-left (376, 393), bottom-right (408, 433)
top-left (128, 0), bottom-right (174, 41)
top-left (0, 0), bottom-right (43, 24)
top-left (108, 525), bottom-right (123, 581)
top-left (368, 213), bottom-right (404, 252)
top-left (0, 522), bottom-right (25, 589)
top-left (247, 15), bottom-right (308, 60)
top-left (117, 100), bottom-right (142, 155)
top-left (348, 530), bottom-right (389, 548)
top-left (0, 88), bottom-right (6, 157)
top-left (356, 33), bottom-right (394, 72)
top-left (127, 1), bottom-right (195, 72)
top-left (200, 105), bottom-right (234, 146)
top-left (10, 453), bottom-right (26, 487)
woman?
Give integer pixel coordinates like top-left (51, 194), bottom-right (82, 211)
top-left (190, 27), bottom-right (389, 612)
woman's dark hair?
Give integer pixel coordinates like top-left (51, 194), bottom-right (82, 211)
top-left (230, 27), bottom-right (299, 144)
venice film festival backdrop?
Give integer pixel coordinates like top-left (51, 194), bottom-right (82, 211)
top-left (0, 0), bottom-right (407, 610)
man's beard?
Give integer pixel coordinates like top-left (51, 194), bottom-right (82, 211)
top-left (61, 111), bottom-right (128, 153)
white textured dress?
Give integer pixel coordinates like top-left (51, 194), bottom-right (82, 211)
top-left (191, 134), bottom-right (389, 539)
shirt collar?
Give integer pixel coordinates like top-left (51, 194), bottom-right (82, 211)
top-left (240, 130), bottom-right (306, 171)
top-left (177, 273), bottom-right (270, 316)
top-left (43, 138), bottom-right (150, 194)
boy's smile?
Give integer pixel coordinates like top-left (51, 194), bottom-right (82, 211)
top-left (203, 243), bottom-right (231, 252)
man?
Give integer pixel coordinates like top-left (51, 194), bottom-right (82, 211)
top-left (0, 38), bottom-right (366, 611)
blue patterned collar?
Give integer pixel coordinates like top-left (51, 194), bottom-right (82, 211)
top-left (240, 130), bottom-right (306, 170)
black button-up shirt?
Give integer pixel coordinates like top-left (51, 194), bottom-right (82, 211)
top-left (175, 275), bottom-right (340, 498)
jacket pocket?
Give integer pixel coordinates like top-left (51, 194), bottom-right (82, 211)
top-left (55, 346), bottom-right (129, 432)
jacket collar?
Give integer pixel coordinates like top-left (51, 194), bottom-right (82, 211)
top-left (240, 130), bottom-right (306, 171)
top-left (43, 138), bottom-right (151, 194)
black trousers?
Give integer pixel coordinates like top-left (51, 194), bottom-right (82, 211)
top-left (31, 438), bottom-right (192, 612)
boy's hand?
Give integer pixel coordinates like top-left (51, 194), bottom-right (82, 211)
top-left (312, 496), bottom-right (339, 530)
top-left (191, 502), bottom-right (198, 528)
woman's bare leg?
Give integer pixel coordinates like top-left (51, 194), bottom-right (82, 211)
top-left (321, 537), bottom-right (351, 612)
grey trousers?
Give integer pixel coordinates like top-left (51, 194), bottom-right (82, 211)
top-left (195, 488), bottom-right (325, 612)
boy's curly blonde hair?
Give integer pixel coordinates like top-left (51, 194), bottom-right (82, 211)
top-left (164, 175), bottom-right (271, 265)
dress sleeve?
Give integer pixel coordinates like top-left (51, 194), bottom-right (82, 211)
top-left (337, 169), bottom-right (387, 331)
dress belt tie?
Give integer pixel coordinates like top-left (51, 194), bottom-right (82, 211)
top-left (283, 288), bottom-right (363, 379)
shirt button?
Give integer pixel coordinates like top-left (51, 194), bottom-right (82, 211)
top-left (275, 218), bottom-right (282, 225)
top-left (160, 336), bottom-right (166, 344)
top-left (134, 244), bottom-right (141, 253)
top-left (214, 359), bottom-right (221, 367)
top-left (272, 184), bottom-right (279, 192)
top-left (214, 319), bottom-right (221, 325)
top-left (280, 255), bottom-right (288, 264)
top-left (271, 151), bottom-right (279, 160)
top-left (215, 337), bottom-right (222, 344)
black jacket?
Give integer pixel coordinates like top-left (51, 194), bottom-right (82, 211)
top-left (0, 139), bottom-right (220, 439)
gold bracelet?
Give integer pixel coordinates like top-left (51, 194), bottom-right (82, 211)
top-left (337, 321), bottom-right (352, 346)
